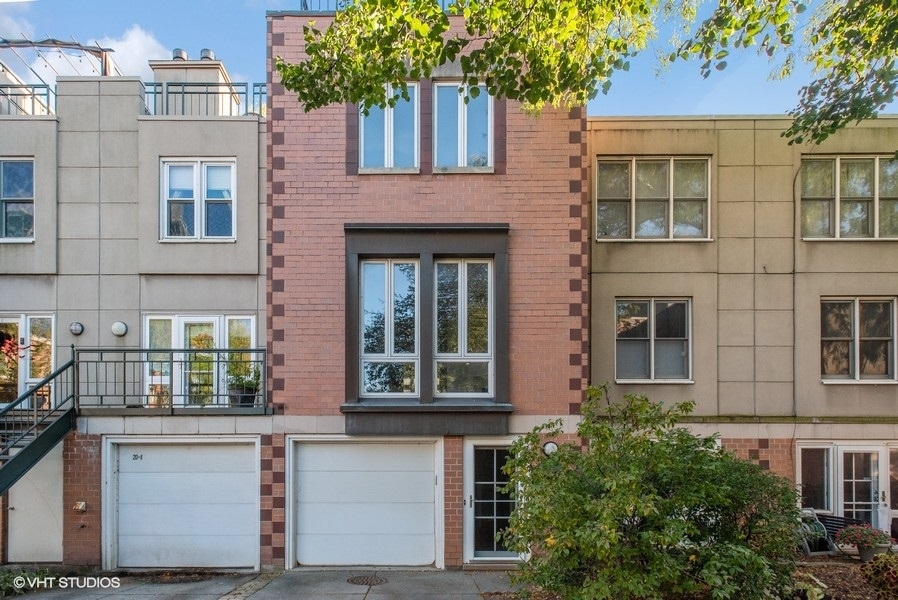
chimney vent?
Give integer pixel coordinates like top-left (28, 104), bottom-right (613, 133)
top-left (172, 48), bottom-right (188, 60)
top-left (200, 48), bottom-right (215, 61)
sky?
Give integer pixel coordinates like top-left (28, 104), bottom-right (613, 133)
top-left (0, 0), bottom-right (885, 118)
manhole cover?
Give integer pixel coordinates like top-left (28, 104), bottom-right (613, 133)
top-left (347, 575), bottom-right (387, 586)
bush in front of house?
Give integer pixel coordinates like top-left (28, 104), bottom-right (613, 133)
top-left (861, 553), bottom-right (898, 600)
top-left (499, 386), bottom-right (800, 600)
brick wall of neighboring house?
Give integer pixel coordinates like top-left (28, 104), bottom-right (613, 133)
top-left (722, 438), bottom-right (795, 480)
top-left (63, 433), bottom-right (102, 566)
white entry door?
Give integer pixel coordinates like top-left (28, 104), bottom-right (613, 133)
top-left (113, 442), bottom-right (258, 568)
top-left (838, 447), bottom-right (887, 527)
top-left (294, 441), bottom-right (437, 566)
top-left (8, 444), bottom-right (63, 562)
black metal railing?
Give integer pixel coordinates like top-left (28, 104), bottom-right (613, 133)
top-left (75, 348), bottom-right (266, 410)
top-left (144, 82), bottom-right (267, 116)
top-left (0, 84), bottom-right (53, 115)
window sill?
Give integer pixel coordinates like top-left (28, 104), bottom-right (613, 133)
top-left (0, 238), bottom-right (35, 244)
top-left (615, 379), bottom-right (694, 385)
top-left (358, 167), bottom-right (420, 175)
top-left (802, 237), bottom-right (898, 242)
top-left (342, 401), bottom-right (513, 436)
top-left (595, 237), bottom-right (713, 243)
top-left (159, 238), bottom-right (237, 243)
top-left (433, 166), bottom-right (495, 175)
top-left (821, 379), bottom-right (898, 385)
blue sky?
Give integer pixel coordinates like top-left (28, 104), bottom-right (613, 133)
top-left (0, 0), bottom-right (877, 117)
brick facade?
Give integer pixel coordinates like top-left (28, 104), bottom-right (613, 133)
top-left (62, 433), bottom-right (102, 566)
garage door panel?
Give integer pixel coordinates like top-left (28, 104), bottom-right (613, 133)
top-left (118, 445), bottom-right (256, 473)
top-left (118, 534), bottom-right (257, 568)
top-left (118, 504), bottom-right (257, 536)
top-left (296, 470), bottom-right (434, 504)
top-left (294, 442), bottom-right (437, 566)
top-left (296, 443), bottom-right (434, 472)
top-left (118, 472), bottom-right (257, 504)
top-left (115, 442), bottom-right (257, 569)
top-left (297, 534), bottom-right (434, 566)
top-left (297, 501), bottom-right (434, 536)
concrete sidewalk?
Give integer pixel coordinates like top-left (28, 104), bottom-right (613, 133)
top-left (17, 568), bottom-right (519, 599)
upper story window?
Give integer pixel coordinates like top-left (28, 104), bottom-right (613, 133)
top-left (162, 160), bottom-right (235, 241)
top-left (434, 83), bottom-right (492, 170)
top-left (802, 156), bottom-right (898, 239)
top-left (616, 298), bottom-right (691, 382)
top-left (359, 84), bottom-right (419, 171)
top-left (821, 298), bottom-right (895, 381)
top-left (596, 157), bottom-right (709, 240)
top-left (1, 160), bottom-right (34, 240)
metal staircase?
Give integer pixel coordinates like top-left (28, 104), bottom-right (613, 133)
top-left (0, 353), bottom-right (76, 495)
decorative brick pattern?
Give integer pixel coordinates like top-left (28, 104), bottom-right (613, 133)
top-left (721, 438), bottom-right (795, 480)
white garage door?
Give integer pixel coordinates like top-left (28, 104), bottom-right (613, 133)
top-left (295, 441), bottom-right (436, 566)
top-left (115, 443), bottom-right (257, 568)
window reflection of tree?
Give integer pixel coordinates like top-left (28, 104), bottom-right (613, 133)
top-left (363, 262), bottom-right (417, 393)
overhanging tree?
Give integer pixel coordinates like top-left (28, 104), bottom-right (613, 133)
top-left (275, 0), bottom-right (897, 145)
top-left (498, 386), bottom-right (800, 600)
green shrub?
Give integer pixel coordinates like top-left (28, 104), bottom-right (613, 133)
top-left (0, 567), bottom-right (52, 596)
top-left (499, 386), bottom-right (800, 600)
top-left (861, 553), bottom-right (898, 600)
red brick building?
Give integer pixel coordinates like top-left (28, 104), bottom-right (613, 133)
top-left (267, 11), bottom-right (587, 567)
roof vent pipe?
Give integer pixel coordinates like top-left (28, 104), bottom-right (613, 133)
top-left (172, 48), bottom-right (188, 60)
top-left (200, 48), bottom-right (215, 60)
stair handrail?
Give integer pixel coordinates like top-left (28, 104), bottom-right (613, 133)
top-left (0, 348), bottom-right (76, 457)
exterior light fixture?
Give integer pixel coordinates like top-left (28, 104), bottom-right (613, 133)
top-left (542, 441), bottom-right (559, 456)
top-left (111, 321), bottom-right (128, 337)
top-left (69, 322), bottom-right (84, 335)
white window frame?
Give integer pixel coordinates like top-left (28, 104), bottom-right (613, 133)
top-left (0, 314), bottom-right (54, 407)
top-left (615, 297), bottom-right (693, 383)
top-left (360, 260), bottom-right (421, 397)
top-left (143, 314), bottom-right (257, 406)
top-left (160, 159), bottom-right (236, 241)
top-left (595, 156), bottom-right (711, 241)
top-left (434, 259), bottom-right (494, 397)
top-left (359, 83), bottom-right (419, 172)
top-left (0, 159), bottom-right (35, 241)
top-left (433, 82), bottom-right (493, 170)
top-left (820, 297), bottom-right (897, 383)
top-left (801, 155), bottom-right (898, 239)
top-left (463, 437), bottom-right (521, 563)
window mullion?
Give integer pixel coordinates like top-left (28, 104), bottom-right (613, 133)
top-left (853, 298), bottom-right (861, 380)
top-left (668, 158), bottom-right (675, 240)
top-left (874, 156), bottom-right (881, 239)
top-left (834, 158), bottom-right (842, 239)
top-left (629, 158), bottom-right (636, 239)
top-left (384, 90), bottom-right (394, 168)
top-left (457, 90), bottom-right (466, 167)
top-left (648, 298), bottom-right (656, 380)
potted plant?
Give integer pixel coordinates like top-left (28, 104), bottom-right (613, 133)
top-left (834, 523), bottom-right (893, 561)
top-left (227, 354), bottom-right (260, 407)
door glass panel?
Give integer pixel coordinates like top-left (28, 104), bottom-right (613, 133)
top-left (843, 452), bottom-right (878, 525)
top-left (473, 448), bottom-right (514, 557)
top-left (184, 322), bottom-right (215, 405)
top-left (0, 322), bottom-right (19, 403)
top-left (801, 448), bottom-right (830, 510)
top-left (28, 317), bottom-right (52, 380)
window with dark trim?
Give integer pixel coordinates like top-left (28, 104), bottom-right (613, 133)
top-left (343, 224), bottom-right (512, 435)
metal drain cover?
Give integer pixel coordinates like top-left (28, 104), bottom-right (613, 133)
top-left (347, 575), bottom-right (387, 586)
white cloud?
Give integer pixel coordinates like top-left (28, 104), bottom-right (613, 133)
top-left (95, 25), bottom-right (169, 80)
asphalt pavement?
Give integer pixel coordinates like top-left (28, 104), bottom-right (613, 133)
top-left (12, 568), bottom-right (519, 599)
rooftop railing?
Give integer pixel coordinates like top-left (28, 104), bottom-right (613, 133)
top-left (0, 84), bottom-right (53, 116)
top-left (75, 347), bottom-right (267, 412)
top-left (144, 82), bottom-right (267, 117)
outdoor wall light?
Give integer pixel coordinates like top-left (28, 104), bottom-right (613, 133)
top-left (110, 321), bottom-right (128, 337)
top-left (68, 322), bottom-right (84, 335)
top-left (542, 441), bottom-right (559, 456)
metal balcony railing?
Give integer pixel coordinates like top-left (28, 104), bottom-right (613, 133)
top-left (0, 84), bottom-right (53, 115)
top-left (75, 348), bottom-right (266, 411)
top-left (144, 82), bottom-right (267, 117)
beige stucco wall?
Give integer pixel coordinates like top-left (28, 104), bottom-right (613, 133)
top-left (588, 116), bottom-right (898, 422)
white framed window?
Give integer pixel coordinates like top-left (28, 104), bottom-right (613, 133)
top-left (361, 260), bottom-right (420, 395)
top-left (596, 157), bottom-right (710, 240)
top-left (1, 159), bottom-right (34, 240)
top-left (144, 315), bottom-right (257, 406)
top-left (435, 259), bottom-right (493, 396)
top-left (802, 156), bottom-right (898, 239)
top-left (434, 83), bottom-right (492, 169)
top-left (0, 314), bottom-right (53, 406)
top-left (161, 160), bottom-right (235, 240)
top-left (359, 83), bottom-right (419, 170)
top-left (821, 298), bottom-right (895, 381)
top-left (616, 298), bottom-right (691, 382)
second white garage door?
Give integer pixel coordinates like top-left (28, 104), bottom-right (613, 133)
top-left (115, 442), bottom-right (258, 569)
top-left (294, 441), bottom-right (436, 566)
